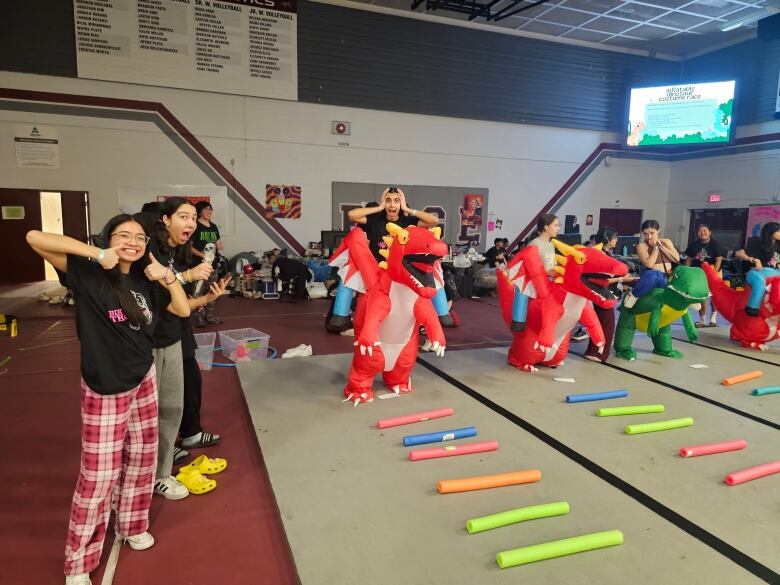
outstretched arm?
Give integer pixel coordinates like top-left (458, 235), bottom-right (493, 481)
top-left (26, 230), bottom-right (119, 273)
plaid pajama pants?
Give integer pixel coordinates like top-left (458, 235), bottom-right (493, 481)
top-left (64, 366), bottom-right (158, 576)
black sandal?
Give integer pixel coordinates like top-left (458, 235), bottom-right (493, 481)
top-left (182, 431), bottom-right (220, 448)
top-left (173, 446), bottom-right (189, 463)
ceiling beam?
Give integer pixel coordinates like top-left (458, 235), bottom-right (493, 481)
top-left (492, 0), bottom-right (557, 21)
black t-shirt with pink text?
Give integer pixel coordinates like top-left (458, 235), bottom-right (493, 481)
top-left (65, 255), bottom-right (156, 394)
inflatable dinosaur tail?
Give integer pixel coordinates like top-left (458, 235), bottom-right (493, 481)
top-left (497, 266), bottom-right (515, 328)
top-left (701, 262), bottom-right (739, 322)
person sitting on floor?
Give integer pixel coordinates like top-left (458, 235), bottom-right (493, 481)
top-left (266, 249), bottom-right (311, 301)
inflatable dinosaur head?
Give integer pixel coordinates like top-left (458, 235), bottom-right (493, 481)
top-left (663, 265), bottom-right (710, 310)
top-left (381, 224), bottom-right (447, 299)
top-left (551, 239), bottom-right (628, 308)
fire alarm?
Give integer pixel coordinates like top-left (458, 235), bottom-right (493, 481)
top-left (332, 121), bottom-right (351, 136)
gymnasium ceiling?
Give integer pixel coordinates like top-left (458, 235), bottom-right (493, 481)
top-left (346, 0), bottom-right (773, 57)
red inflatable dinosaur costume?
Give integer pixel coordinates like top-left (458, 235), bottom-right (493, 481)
top-left (498, 240), bottom-right (628, 371)
top-left (329, 223), bottom-right (448, 405)
top-left (702, 262), bottom-right (780, 350)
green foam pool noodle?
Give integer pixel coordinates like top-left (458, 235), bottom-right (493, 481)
top-left (625, 417), bottom-right (693, 435)
top-left (496, 530), bottom-right (623, 568)
top-left (467, 501), bottom-right (569, 534)
top-left (597, 404), bottom-right (664, 417)
top-left (752, 386), bottom-right (780, 396)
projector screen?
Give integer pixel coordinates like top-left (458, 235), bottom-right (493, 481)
top-left (626, 81), bottom-right (735, 147)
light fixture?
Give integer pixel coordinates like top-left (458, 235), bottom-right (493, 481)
top-left (719, 0), bottom-right (780, 31)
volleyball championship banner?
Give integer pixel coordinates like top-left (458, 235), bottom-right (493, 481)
top-left (74, 0), bottom-right (297, 100)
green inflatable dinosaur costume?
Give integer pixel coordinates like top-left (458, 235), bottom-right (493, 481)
top-left (614, 265), bottom-right (710, 361)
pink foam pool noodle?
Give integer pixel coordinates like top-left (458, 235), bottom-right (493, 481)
top-left (409, 440), bottom-right (498, 461)
top-left (376, 408), bottom-right (454, 429)
top-left (725, 460), bottom-right (780, 486)
top-left (680, 439), bottom-right (747, 458)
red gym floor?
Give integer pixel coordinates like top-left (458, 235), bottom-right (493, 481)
top-left (0, 285), bottom-right (509, 585)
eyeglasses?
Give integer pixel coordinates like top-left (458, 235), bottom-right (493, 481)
top-left (111, 231), bottom-right (151, 245)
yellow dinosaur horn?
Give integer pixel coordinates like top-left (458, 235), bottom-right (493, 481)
top-left (595, 243), bottom-right (603, 251)
top-left (378, 261), bottom-right (388, 270)
top-left (378, 249), bottom-right (389, 259)
top-left (429, 226), bottom-right (442, 240)
top-left (382, 236), bottom-right (394, 248)
top-left (551, 239), bottom-right (586, 264)
top-left (554, 266), bottom-right (566, 276)
top-left (386, 222), bottom-right (409, 244)
top-left (555, 254), bottom-right (568, 266)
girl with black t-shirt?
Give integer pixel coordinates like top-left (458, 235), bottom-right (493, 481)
top-left (27, 214), bottom-right (189, 585)
top-left (735, 221), bottom-right (780, 316)
top-left (149, 198), bottom-right (228, 500)
top-left (684, 224), bottom-right (725, 326)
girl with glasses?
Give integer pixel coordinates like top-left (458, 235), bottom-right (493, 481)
top-left (27, 214), bottom-right (190, 585)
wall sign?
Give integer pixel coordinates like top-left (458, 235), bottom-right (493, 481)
top-left (1, 206), bottom-right (25, 220)
top-left (14, 125), bottom-right (60, 169)
top-left (74, 0), bottom-right (298, 101)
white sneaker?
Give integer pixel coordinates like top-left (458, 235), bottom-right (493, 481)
top-left (154, 475), bottom-right (189, 500)
top-left (420, 340), bottom-right (433, 352)
top-left (282, 344), bottom-right (313, 358)
top-left (119, 531), bottom-right (155, 551)
top-left (65, 574), bottom-right (91, 585)
top-left (281, 344), bottom-right (304, 357)
top-left (339, 328), bottom-right (355, 337)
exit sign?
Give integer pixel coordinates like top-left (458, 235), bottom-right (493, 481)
top-left (708, 193), bottom-right (721, 203)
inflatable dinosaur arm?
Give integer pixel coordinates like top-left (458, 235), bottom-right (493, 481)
top-left (682, 311), bottom-right (698, 342)
top-left (580, 302), bottom-right (606, 350)
top-left (415, 298), bottom-right (446, 356)
top-left (647, 306), bottom-right (662, 337)
top-left (538, 295), bottom-right (564, 350)
top-left (355, 288), bottom-right (391, 354)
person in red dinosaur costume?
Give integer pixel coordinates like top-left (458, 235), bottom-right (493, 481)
top-left (497, 239), bottom-right (628, 371)
top-left (701, 262), bottom-right (780, 350)
top-left (329, 223), bottom-right (448, 405)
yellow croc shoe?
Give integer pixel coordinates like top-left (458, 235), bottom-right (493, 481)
top-left (178, 454), bottom-right (227, 476)
top-left (175, 469), bottom-right (217, 495)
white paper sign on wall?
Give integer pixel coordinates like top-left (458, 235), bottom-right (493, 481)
top-left (14, 125), bottom-right (60, 169)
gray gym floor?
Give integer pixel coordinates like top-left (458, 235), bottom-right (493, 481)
top-left (237, 336), bottom-right (779, 585)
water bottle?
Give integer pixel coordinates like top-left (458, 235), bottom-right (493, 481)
top-left (622, 245), bottom-right (628, 256)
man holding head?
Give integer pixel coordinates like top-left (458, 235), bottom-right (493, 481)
top-left (327, 188), bottom-right (439, 333)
